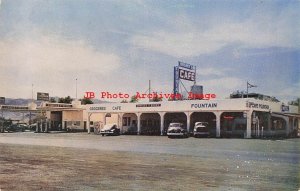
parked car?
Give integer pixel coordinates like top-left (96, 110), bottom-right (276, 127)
top-left (29, 123), bottom-right (37, 131)
top-left (66, 121), bottom-right (85, 132)
top-left (6, 123), bottom-right (26, 132)
top-left (100, 124), bottom-right (120, 136)
top-left (123, 126), bottom-right (138, 135)
top-left (167, 123), bottom-right (189, 138)
top-left (193, 122), bottom-right (209, 138)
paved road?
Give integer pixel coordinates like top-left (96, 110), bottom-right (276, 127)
top-left (0, 132), bottom-right (299, 190)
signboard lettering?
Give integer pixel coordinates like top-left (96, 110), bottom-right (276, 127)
top-left (191, 103), bottom-right (217, 108)
top-left (136, 104), bottom-right (161, 108)
top-left (90, 106), bottom-right (106, 111)
top-left (37, 92), bottom-right (49, 101)
top-left (246, 102), bottom-right (269, 110)
top-left (179, 68), bottom-right (195, 81)
top-left (178, 61), bottom-right (195, 70)
top-left (112, 106), bottom-right (121, 110)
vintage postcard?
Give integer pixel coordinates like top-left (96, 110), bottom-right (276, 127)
top-left (0, 0), bottom-right (299, 190)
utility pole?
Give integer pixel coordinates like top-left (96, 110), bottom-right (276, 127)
top-left (32, 84), bottom-right (34, 102)
top-left (76, 78), bottom-right (78, 100)
top-left (30, 83), bottom-right (33, 125)
top-left (298, 98), bottom-right (300, 113)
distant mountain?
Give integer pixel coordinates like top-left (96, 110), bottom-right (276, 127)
top-left (91, 99), bottom-right (112, 104)
top-left (3, 98), bottom-right (110, 106)
top-left (0, 96), bottom-right (109, 122)
top-left (5, 98), bottom-right (42, 106)
top-left (1, 98), bottom-right (111, 121)
top-left (1, 99), bottom-right (37, 121)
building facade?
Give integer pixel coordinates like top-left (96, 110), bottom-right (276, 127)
top-left (86, 98), bottom-right (299, 138)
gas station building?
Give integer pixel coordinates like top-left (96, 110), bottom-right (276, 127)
top-left (86, 98), bottom-right (300, 138)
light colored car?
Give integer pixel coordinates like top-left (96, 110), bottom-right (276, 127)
top-left (100, 124), bottom-right (120, 136)
top-left (167, 123), bottom-right (188, 138)
top-left (193, 122), bottom-right (209, 137)
top-left (29, 123), bottom-right (37, 131)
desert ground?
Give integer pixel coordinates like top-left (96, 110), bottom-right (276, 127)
top-left (0, 132), bottom-right (299, 190)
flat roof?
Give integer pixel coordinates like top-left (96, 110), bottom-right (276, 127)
top-left (86, 98), bottom-right (299, 114)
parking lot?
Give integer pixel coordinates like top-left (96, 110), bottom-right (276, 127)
top-left (0, 132), bottom-right (299, 190)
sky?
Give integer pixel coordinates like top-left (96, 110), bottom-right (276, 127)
top-left (0, 0), bottom-right (299, 103)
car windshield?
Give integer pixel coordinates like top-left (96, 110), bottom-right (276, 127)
top-left (169, 123), bottom-right (182, 127)
top-left (195, 122), bottom-right (208, 126)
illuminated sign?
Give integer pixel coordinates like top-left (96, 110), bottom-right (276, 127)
top-left (179, 68), bottom-right (195, 81)
top-left (223, 116), bottom-right (234, 120)
top-left (37, 92), bottom-right (49, 101)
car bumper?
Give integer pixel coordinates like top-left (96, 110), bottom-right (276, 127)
top-left (100, 131), bottom-right (115, 134)
top-left (167, 132), bottom-right (185, 136)
top-left (194, 132), bottom-right (209, 135)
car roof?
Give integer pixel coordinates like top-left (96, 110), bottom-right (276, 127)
top-left (103, 124), bottom-right (118, 128)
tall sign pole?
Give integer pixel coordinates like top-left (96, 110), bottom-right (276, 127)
top-left (149, 80), bottom-right (151, 102)
top-left (173, 66), bottom-right (179, 100)
top-left (194, 65), bottom-right (196, 85)
top-left (247, 81), bottom-right (257, 98)
top-left (247, 81), bottom-right (249, 98)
